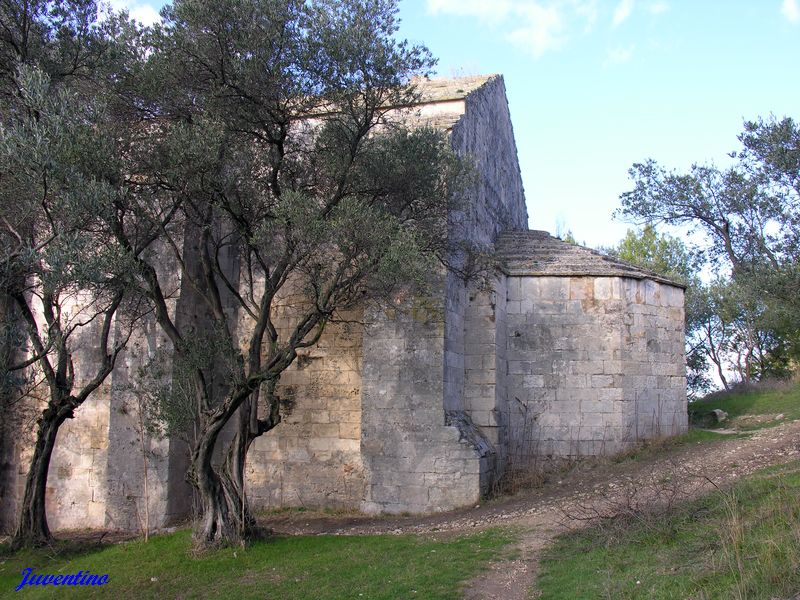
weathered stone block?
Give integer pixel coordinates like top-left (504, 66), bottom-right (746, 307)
top-left (1, 76), bottom-right (690, 534)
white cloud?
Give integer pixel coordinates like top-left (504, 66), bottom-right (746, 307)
top-left (507, 4), bottom-right (565, 58)
top-left (103, 1), bottom-right (162, 26)
top-left (426, 0), bottom-right (512, 21)
top-left (782, 0), bottom-right (800, 23)
top-left (603, 45), bottom-right (634, 66)
top-left (426, 0), bottom-right (599, 59)
top-left (129, 4), bottom-right (160, 25)
top-left (573, 0), bottom-right (599, 31)
top-left (648, 1), bottom-right (669, 15)
top-left (612, 0), bottom-right (635, 26)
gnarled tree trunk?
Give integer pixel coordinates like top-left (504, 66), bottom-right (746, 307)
top-left (11, 403), bottom-right (70, 549)
top-left (190, 388), bottom-right (266, 548)
top-left (192, 409), bottom-right (242, 546)
top-left (218, 381), bottom-right (281, 540)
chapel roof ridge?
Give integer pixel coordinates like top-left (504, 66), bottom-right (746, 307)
top-left (409, 73), bottom-right (501, 104)
top-left (496, 229), bottom-right (685, 288)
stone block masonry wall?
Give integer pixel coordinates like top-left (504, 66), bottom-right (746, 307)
top-left (360, 298), bottom-right (485, 514)
top-left (449, 76), bottom-right (528, 245)
top-left (505, 276), bottom-right (629, 459)
top-left (504, 275), bottom-right (687, 460)
top-left (9, 294), bottom-right (116, 531)
top-left (429, 75), bottom-right (528, 416)
top-left (46, 394), bottom-right (110, 530)
top-left (5, 75), bottom-right (689, 528)
top-left (1, 379), bottom-right (37, 534)
top-left (0, 294), bottom-right (114, 531)
top-left (440, 75), bottom-right (529, 494)
top-left (493, 277), bottom-right (511, 459)
top-left (101, 231), bottom-right (239, 531)
top-left (463, 279), bottom-right (508, 453)
top-left (459, 278), bottom-right (511, 491)
top-left (56, 244), bottom-right (191, 532)
top-left (620, 279), bottom-right (687, 439)
top-left (2, 240), bottom-right (195, 534)
top-left (246, 317), bottom-right (366, 511)
top-left (443, 271), bottom-right (466, 415)
top-left (103, 317), bottom-right (191, 532)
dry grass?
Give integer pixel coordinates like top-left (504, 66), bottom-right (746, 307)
top-left (538, 462), bottom-right (800, 599)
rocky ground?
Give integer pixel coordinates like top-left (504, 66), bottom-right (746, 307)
top-left (261, 419), bottom-right (800, 599)
top-left (4, 420), bottom-right (798, 598)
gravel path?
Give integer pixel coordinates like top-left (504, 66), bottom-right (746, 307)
top-left (261, 419), bottom-right (800, 599)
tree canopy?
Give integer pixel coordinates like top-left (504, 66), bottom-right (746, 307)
top-left (0, 1), bottom-right (147, 548)
top-left (617, 116), bottom-right (800, 391)
top-left (115, 0), bottom-right (468, 548)
top-left (2, 0), bottom-right (469, 549)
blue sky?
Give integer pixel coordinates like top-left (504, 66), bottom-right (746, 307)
top-left (112, 0), bottom-right (800, 247)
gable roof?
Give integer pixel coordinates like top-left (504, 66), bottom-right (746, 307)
top-left (391, 74), bottom-right (501, 131)
top-left (496, 230), bottom-right (684, 287)
top-left (411, 74), bottom-right (499, 104)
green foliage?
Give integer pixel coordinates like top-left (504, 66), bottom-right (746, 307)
top-left (0, 0), bottom-right (158, 548)
top-left (690, 277), bottom-right (794, 388)
top-left (92, 0), bottom-right (473, 544)
top-left (0, 1), bottom-right (107, 88)
top-left (617, 114), bottom-right (800, 289)
top-left (126, 0), bottom-right (461, 326)
top-left (0, 65), bottom-right (132, 297)
top-left (617, 159), bottom-right (786, 272)
top-left (617, 116), bottom-right (800, 387)
top-left (603, 226), bottom-right (713, 395)
top-left (121, 328), bottom-right (245, 444)
top-left (0, 528), bottom-right (515, 599)
top-left (537, 462), bottom-right (800, 600)
top-left (246, 125), bottom-right (465, 307)
top-left (1, 0), bottom-right (472, 546)
top-left (113, 1), bottom-right (466, 413)
top-left (739, 117), bottom-right (800, 199)
top-left (559, 230), bottom-right (578, 244)
top-left (610, 225), bottom-right (700, 284)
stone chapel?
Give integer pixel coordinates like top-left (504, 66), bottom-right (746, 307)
top-left (0, 75), bottom-right (687, 533)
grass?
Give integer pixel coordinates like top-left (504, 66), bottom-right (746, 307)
top-left (537, 382), bottom-right (800, 598)
top-left (610, 382), bottom-right (800, 465)
top-left (3, 383), bottom-right (796, 599)
top-left (610, 428), bottom-right (741, 464)
top-left (0, 528), bottom-right (514, 599)
top-left (537, 461), bottom-right (800, 600)
top-left (689, 381), bottom-right (800, 431)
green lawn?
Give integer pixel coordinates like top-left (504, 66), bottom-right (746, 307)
top-left (689, 383), bottom-right (800, 431)
top-left (537, 462), bottom-right (800, 600)
top-left (4, 384), bottom-right (797, 599)
top-left (0, 528), bottom-right (514, 599)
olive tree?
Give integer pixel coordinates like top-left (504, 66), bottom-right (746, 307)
top-left (617, 116), bottom-right (800, 384)
top-left (0, 65), bottom-right (134, 548)
top-left (0, 1), bottom-right (170, 548)
top-left (105, 0), bottom-right (467, 547)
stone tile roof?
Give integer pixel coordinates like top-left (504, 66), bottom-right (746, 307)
top-left (392, 75), bottom-right (500, 131)
top-left (410, 74), bottom-right (499, 103)
top-left (496, 230), bottom-right (684, 287)
top-left (309, 75), bottom-right (498, 121)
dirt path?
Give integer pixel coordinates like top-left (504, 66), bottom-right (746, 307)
top-left (262, 420), bottom-right (800, 599)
